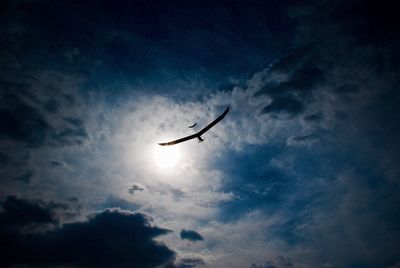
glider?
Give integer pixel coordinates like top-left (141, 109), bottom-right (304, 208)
top-left (158, 106), bottom-right (229, 146)
top-left (188, 123), bottom-right (197, 128)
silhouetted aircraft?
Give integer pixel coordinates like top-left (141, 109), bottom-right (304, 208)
top-left (158, 106), bottom-right (229, 146)
top-left (188, 123), bottom-right (197, 128)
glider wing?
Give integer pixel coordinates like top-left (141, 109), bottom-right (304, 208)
top-left (158, 133), bottom-right (198, 146)
top-left (197, 106), bottom-right (229, 136)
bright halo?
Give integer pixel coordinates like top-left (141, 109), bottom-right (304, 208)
top-left (153, 145), bottom-right (181, 169)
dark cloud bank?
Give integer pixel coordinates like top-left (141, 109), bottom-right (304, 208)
top-left (0, 196), bottom-right (177, 268)
top-left (250, 256), bottom-right (294, 268)
top-left (0, 79), bottom-right (88, 148)
top-left (180, 229), bottom-right (204, 242)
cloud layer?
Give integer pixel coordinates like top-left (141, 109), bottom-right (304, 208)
top-left (1, 0), bottom-right (400, 267)
top-left (0, 196), bottom-right (175, 267)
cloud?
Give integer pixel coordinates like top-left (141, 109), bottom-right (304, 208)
top-left (49, 159), bottom-right (65, 167)
top-left (0, 92), bottom-right (52, 147)
top-left (0, 74), bottom-right (89, 150)
top-left (302, 112), bottom-right (323, 123)
top-left (43, 98), bottom-right (60, 113)
top-left (100, 195), bottom-right (140, 212)
top-left (51, 116), bottom-right (88, 146)
top-left (0, 196), bottom-right (82, 228)
top-left (262, 96), bottom-right (305, 118)
top-left (0, 73), bottom-right (90, 197)
top-left (286, 134), bottom-right (319, 146)
top-left (0, 196), bottom-right (54, 228)
top-left (175, 256), bottom-right (206, 268)
top-left (0, 0), bottom-right (286, 93)
top-left (250, 256), bottom-right (293, 268)
top-left (180, 229), bottom-right (204, 242)
top-left (0, 196), bottom-right (176, 268)
top-left (11, 170), bottom-right (34, 183)
top-left (255, 58), bottom-right (325, 120)
top-left (389, 261), bottom-right (400, 268)
top-left (129, 184), bottom-right (146, 194)
top-left (250, 256), bottom-right (337, 268)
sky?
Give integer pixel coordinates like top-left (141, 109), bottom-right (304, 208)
top-left (1, 0), bottom-right (400, 267)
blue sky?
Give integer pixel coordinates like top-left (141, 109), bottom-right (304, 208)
top-left (1, 0), bottom-right (400, 267)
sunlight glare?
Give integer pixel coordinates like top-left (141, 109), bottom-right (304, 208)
top-left (153, 145), bottom-right (181, 169)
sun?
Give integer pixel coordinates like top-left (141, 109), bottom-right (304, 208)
top-left (152, 144), bottom-right (182, 169)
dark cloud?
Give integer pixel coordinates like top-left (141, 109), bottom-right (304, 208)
top-left (282, 64), bottom-right (324, 93)
top-left (0, 93), bottom-right (52, 147)
top-left (0, 82), bottom-right (88, 149)
top-left (0, 196), bottom-right (54, 228)
top-left (0, 0), bottom-right (297, 95)
top-left (246, 0), bottom-right (400, 156)
top-left (43, 98), bottom-right (60, 113)
top-left (129, 184), bottom-right (146, 194)
top-left (63, 94), bottom-right (76, 105)
top-left (255, 54), bottom-right (325, 119)
top-left (267, 52), bottom-right (306, 74)
top-left (252, 0), bottom-right (400, 127)
top-left (175, 257), bottom-right (206, 268)
top-left (12, 170), bottom-right (34, 183)
top-left (256, 69), bottom-right (317, 118)
top-left (64, 117), bottom-right (85, 128)
top-left (49, 159), bottom-right (64, 167)
top-left (262, 97), bottom-right (305, 118)
top-left (49, 117), bottom-right (88, 146)
top-left (0, 196), bottom-right (176, 268)
top-left (325, 0), bottom-right (400, 47)
top-left (260, 61), bottom-right (325, 97)
top-left (52, 125), bottom-right (88, 146)
top-left (180, 229), bottom-right (204, 242)
top-left (389, 261), bottom-right (400, 268)
top-left (250, 263), bottom-right (276, 268)
top-left (250, 256), bottom-right (293, 268)
top-left (1, 7), bottom-right (89, 150)
top-left (0, 152), bottom-right (10, 165)
top-left (101, 195), bottom-right (140, 212)
top-left (333, 83), bottom-right (358, 94)
top-left (0, 196), bottom-right (82, 229)
top-left (303, 112), bottom-right (323, 122)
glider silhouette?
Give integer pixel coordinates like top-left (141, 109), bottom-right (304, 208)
top-left (188, 123), bottom-right (197, 128)
top-left (158, 106), bottom-right (229, 146)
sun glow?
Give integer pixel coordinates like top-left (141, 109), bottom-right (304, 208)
top-left (153, 145), bottom-right (182, 169)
